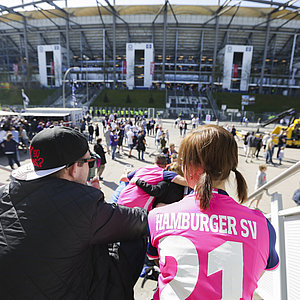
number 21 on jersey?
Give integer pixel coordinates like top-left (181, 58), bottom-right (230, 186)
top-left (159, 236), bottom-right (243, 300)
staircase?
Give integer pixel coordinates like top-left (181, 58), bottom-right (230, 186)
top-left (205, 88), bottom-right (220, 119)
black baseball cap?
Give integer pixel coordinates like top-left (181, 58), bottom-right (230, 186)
top-left (12, 126), bottom-right (89, 181)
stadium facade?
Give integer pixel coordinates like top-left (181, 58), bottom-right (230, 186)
top-left (0, 1), bottom-right (299, 95)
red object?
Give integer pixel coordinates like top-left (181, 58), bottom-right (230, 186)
top-left (233, 64), bottom-right (238, 78)
top-left (88, 177), bottom-right (101, 190)
top-left (122, 60), bottom-right (127, 75)
top-left (150, 62), bottom-right (155, 75)
top-left (51, 61), bottom-right (55, 75)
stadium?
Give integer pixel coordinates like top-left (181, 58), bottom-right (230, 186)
top-left (0, 0), bottom-right (299, 115)
top-left (0, 1), bottom-right (299, 300)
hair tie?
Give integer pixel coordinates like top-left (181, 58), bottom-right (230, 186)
top-left (232, 168), bottom-right (237, 172)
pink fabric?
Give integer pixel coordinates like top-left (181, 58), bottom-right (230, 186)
top-left (96, 158), bottom-right (101, 168)
top-left (148, 192), bottom-right (271, 300)
top-left (117, 165), bottom-right (164, 211)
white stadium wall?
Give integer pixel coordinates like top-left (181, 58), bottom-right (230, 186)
top-left (222, 45), bottom-right (253, 91)
top-left (126, 43), bottom-right (154, 89)
top-left (37, 45), bottom-right (67, 87)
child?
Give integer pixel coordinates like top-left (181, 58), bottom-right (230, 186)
top-left (147, 125), bottom-right (279, 299)
top-left (248, 164), bottom-right (267, 209)
top-left (278, 146), bottom-right (285, 165)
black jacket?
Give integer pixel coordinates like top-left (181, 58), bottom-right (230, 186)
top-left (135, 179), bottom-right (184, 207)
top-left (136, 134), bottom-right (146, 152)
top-left (0, 177), bottom-right (147, 299)
top-left (94, 143), bottom-right (107, 165)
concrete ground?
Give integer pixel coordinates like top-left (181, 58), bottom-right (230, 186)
top-left (0, 119), bottom-right (298, 300)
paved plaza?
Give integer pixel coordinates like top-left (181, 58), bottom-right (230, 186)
top-left (0, 119), bottom-right (299, 300)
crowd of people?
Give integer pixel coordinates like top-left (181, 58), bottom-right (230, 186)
top-left (238, 128), bottom-right (287, 166)
top-left (0, 110), bottom-right (298, 299)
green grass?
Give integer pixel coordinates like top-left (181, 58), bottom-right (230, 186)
top-left (213, 92), bottom-right (300, 113)
top-left (0, 88), bottom-right (57, 106)
top-left (93, 89), bottom-right (165, 108)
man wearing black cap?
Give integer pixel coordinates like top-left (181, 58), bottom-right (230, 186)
top-left (0, 126), bottom-right (148, 300)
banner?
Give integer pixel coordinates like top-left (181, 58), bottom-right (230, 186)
top-left (122, 60), bottom-right (127, 75)
top-left (51, 61), bottom-right (55, 75)
top-left (233, 64), bottom-right (238, 78)
top-left (13, 64), bottom-right (18, 76)
top-left (150, 62), bottom-right (155, 75)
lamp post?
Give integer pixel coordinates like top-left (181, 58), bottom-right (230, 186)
top-left (62, 66), bottom-right (80, 108)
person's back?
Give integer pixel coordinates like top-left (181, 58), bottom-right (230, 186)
top-left (262, 133), bottom-right (270, 148)
top-left (266, 138), bottom-right (274, 150)
top-left (0, 126), bottom-right (148, 300)
top-left (247, 133), bottom-right (257, 148)
top-left (118, 164), bottom-right (164, 211)
top-left (149, 191), bottom-right (276, 299)
top-left (148, 125), bottom-right (278, 300)
top-left (94, 141), bottom-right (106, 164)
top-left (0, 177), bottom-right (105, 299)
top-left (117, 155), bottom-right (182, 212)
top-left (134, 179), bottom-right (184, 208)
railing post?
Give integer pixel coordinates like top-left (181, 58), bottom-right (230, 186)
top-left (271, 192), bottom-right (287, 300)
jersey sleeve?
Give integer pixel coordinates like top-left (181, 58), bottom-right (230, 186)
top-left (163, 170), bottom-right (178, 182)
top-left (127, 170), bottom-right (137, 180)
top-left (265, 219), bottom-right (280, 270)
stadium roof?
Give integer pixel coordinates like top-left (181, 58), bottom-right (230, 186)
top-left (0, 1), bottom-right (299, 72)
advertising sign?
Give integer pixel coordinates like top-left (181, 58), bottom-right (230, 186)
top-left (233, 64), bottom-right (239, 78)
top-left (122, 60), bottom-right (127, 75)
top-left (241, 95), bottom-right (255, 105)
top-left (150, 62), bottom-right (155, 75)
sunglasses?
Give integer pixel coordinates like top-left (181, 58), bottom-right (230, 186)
top-left (77, 154), bottom-right (97, 165)
top-left (67, 152), bottom-right (98, 168)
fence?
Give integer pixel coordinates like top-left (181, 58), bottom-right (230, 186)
top-left (249, 161), bottom-right (300, 300)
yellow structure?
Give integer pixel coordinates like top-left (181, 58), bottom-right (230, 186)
top-left (272, 119), bottom-right (300, 147)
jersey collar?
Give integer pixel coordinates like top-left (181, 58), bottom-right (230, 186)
top-left (212, 188), bottom-right (228, 196)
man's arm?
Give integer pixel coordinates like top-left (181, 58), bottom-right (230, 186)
top-left (172, 175), bottom-right (189, 186)
top-left (131, 178), bottom-right (168, 197)
top-left (91, 200), bottom-right (148, 244)
top-left (163, 170), bottom-right (188, 186)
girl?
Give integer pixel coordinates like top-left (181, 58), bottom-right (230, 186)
top-left (248, 164), bottom-right (267, 209)
top-left (148, 125), bottom-right (279, 300)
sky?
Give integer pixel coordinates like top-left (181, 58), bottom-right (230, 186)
top-left (1, 0), bottom-right (299, 11)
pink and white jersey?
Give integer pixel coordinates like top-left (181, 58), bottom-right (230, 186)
top-left (148, 189), bottom-right (279, 300)
top-left (117, 165), bottom-right (177, 211)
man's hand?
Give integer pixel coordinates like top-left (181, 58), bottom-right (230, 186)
top-left (88, 177), bottom-right (101, 190)
top-left (120, 174), bottom-right (129, 182)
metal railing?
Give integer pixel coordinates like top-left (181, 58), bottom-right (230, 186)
top-left (249, 160), bottom-right (300, 300)
top-left (248, 161), bottom-right (300, 200)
